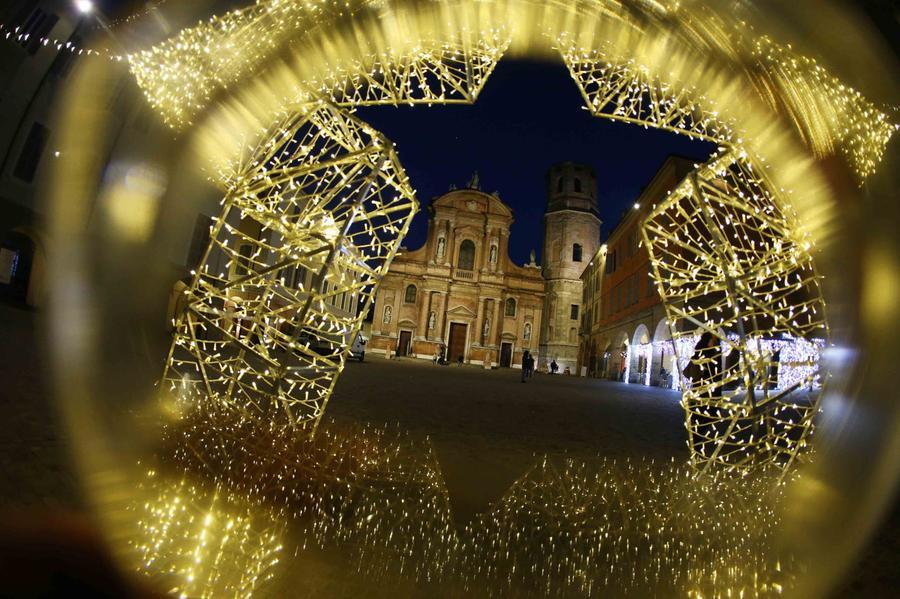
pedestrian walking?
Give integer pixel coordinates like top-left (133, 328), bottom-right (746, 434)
top-left (684, 331), bottom-right (722, 398)
top-left (521, 350), bottom-right (530, 382)
top-left (550, 359), bottom-right (559, 375)
top-left (527, 352), bottom-right (535, 378)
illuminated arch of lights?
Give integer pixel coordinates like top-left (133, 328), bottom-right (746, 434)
top-left (129, 0), bottom-right (895, 463)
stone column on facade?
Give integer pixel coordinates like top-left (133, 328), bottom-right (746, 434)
top-left (483, 226), bottom-right (494, 272)
top-left (445, 221), bottom-right (455, 267)
top-left (435, 219), bottom-right (448, 263)
top-left (371, 290), bottom-right (382, 336)
top-left (424, 291), bottom-right (434, 340)
top-left (433, 291), bottom-right (447, 343)
top-left (491, 295), bottom-right (502, 348)
top-left (417, 291), bottom-right (431, 341)
top-left (474, 296), bottom-right (486, 348)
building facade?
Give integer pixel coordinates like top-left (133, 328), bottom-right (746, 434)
top-left (369, 184), bottom-right (544, 368)
top-left (0, 1), bottom-right (88, 306)
top-left (578, 156), bottom-right (696, 385)
top-left (0, 2), bottom-right (232, 322)
top-left (538, 162), bottom-right (601, 373)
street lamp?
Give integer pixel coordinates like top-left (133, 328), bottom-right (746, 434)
top-left (75, 0), bottom-right (94, 14)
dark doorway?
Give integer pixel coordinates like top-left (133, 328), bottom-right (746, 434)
top-left (397, 330), bottom-right (412, 357)
top-left (447, 322), bottom-right (467, 364)
top-left (499, 342), bottom-right (512, 368)
top-left (0, 232), bottom-right (35, 304)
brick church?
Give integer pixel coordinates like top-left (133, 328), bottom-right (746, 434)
top-left (369, 163), bottom-right (600, 371)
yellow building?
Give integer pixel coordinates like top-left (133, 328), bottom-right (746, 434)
top-left (370, 181), bottom-right (544, 368)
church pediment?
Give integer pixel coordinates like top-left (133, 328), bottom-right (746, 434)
top-left (432, 189), bottom-right (513, 218)
top-left (446, 304), bottom-right (477, 318)
top-left (398, 318), bottom-right (418, 327)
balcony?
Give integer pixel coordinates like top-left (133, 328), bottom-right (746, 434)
top-left (454, 268), bottom-right (475, 281)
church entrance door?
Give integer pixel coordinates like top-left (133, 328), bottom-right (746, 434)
top-left (447, 323), bottom-right (467, 364)
top-left (499, 342), bottom-right (512, 368)
top-left (397, 330), bottom-right (412, 357)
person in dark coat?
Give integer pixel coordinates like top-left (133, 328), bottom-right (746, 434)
top-left (521, 350), bottom-right (530, 382)
top-left (684, 331), bottom-right (722, 399)
top-left (527, 353), bottom-right (535, 378)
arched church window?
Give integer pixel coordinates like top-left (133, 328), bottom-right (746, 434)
top-left (572, 243), bottom-right (583, 262)
top-left (505, 298), bottom-right (516, 317)
top-left (404, 284), bottom-right (417, 304)
top-left (458, 239), bottom-right (475, 270)
top-left (573, 177), bottom-right (582, 192)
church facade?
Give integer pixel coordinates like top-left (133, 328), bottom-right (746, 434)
top-left (369, 180), bottom-right (545, 368)
top-left (369, 163), bottom-right (601, 370)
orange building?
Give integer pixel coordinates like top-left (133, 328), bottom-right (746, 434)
top-left (578, 156), bottom-right (697, 385)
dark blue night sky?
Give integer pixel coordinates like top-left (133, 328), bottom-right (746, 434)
top-left (356, 58), bottom-right (715, 265)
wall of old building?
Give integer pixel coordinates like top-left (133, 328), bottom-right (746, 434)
top-left (577, 156), bottom-right (696, 385)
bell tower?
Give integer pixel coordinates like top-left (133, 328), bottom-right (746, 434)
top-left (539, 162), bottom-right (601, 372)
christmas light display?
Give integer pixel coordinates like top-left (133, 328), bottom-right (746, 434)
top-left (124, 0), bottom-right (896, 458)
top-left (154, 399), bottom-right (800, 597)
top-left (559, 41), bottom-right (735, 145)
top-left (642, 149), bottom-right (829, 474)
top-left (30, 0), bottom-right (900, 595)
top-left (161, 403), bottom-right (459, 584)
top-left (160, 102), bottom-right (417, 432)
top-left (559, 29), bottom-right (897, 183)
top-left (0, 21), bottom-right (128, 61)
top-left (748, 36), bottom-right (898, 182)
top-left (131, 468), bottom-right (285, 597)
top-left (460, 456), bottom-right (794, 597)
top-left (126, 0), bottom-right (510, 128)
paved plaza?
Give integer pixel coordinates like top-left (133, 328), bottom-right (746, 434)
top-left (328, 355), bottom-right (687, 518)
top-left (0, 303), bottom-right (896, 594)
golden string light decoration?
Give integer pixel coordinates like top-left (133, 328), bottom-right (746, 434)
top-left (747, 35), bottom-right (898, 182)
top-left (132, 0), bottom-right (894, 470)
top-left (0, 21), bottom-right (127, 61)
top-left (159, 404), bottom-right (459, 586)
top-left (642, 149), bottom-right (829, 474)
top-left (126, 0), bottom-right (510, 128)
top-left (155, 401), bottom-right (798, 596)
top-left (161, 101), bottom-right (417, 432)
top-left (127, 0), bottom-right (343, 128)
top-left (305, 29), bottom-right (511, 109)
top-left (131, 468), bottom-right (285, 597)
top-left (558, 40), bottom-right (736, 145)
top-left (460, 456), bottom-right (793, 597)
